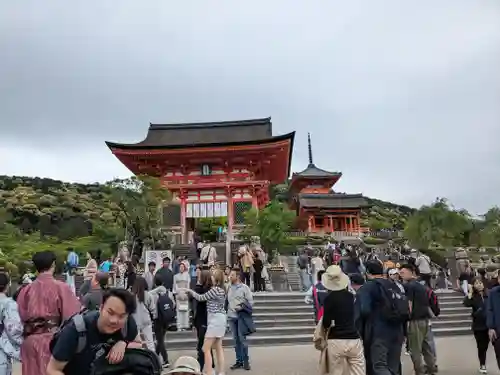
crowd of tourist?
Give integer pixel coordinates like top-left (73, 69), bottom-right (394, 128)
top-left (304, 242), bottom-right (500, 375)
top-left (306, 246), bottom-right (439, 375)
top-left (0, 241), bottom-right (264, 375)
top-left (4, 240), bottom-right (500, 375)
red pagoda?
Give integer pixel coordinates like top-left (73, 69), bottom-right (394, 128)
top-left (288, 134), bottom-right (368, 235)
top-left (106, 118), bottom-right (295, 244)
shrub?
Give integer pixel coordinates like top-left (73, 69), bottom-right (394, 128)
top-left (363, 237), bottom-right (387, 245)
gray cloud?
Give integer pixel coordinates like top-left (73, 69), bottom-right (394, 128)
top-left (1, 0), bottom-right (499, 214)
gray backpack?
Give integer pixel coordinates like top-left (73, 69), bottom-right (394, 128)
top-left (50, 312), bottom-right (128, 354)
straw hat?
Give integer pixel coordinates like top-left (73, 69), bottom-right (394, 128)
top-left (321, 265), bottom-right (350, 291)
top-left (168, 356), bottom-right (201, 375)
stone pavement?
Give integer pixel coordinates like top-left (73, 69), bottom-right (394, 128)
top-left (12, 336), bottom-right (497, 374)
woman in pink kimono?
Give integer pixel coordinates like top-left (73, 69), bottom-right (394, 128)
top-left (17, 251), bottom-right (81, 375)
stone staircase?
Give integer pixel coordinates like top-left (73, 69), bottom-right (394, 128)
top-left (172, 244), bottom-right (195, 260)
top-left (279, 256), bottom-right (301, 291)
top-left (163, 290), bottom-right (471, 351)
top-left (173, 242), bottom-right (228, 264)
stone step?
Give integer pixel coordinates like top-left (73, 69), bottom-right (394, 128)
top-left (251, 298), bottom-right (464, 307)
top-left (436, 313), bottom-right (470, 321)
top-left (253, 318), bottom-right (315, 328)
top-left (432, 319), bottom-right (471, 329)
top-left (253, 311), bottom-right (314, 320)
top-left (252, 305), bottom-right (313, 313)
top-left (433, 326), bottom-right (471, 336)
top-left (250, 310), bottom-right (470, 321)
top-left (252, 291), bottom-right (464, 300)
top-left (166, 320), bottom-right (469, 341)
top-left (252, 317), bottom-right (471, 329)
top-left (167, 325), bottom-right (314, 339)
top-left (158, 289), bottom-right (471, 350)
top-left (251, 305), bottom-right (468, 314)
top-left (163, 326), bottom-right (472, 350)
top-left (440, 307), bottom-right (470, 314)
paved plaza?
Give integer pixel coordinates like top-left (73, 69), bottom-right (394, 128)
top-left (13, 336), bottom-right (498, 374)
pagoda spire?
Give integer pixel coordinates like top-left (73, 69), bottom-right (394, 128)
top-left (307, 132), bottom-right (314, 167)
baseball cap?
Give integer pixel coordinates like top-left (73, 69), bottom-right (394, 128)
top-left (168, 356), bottom-right (201, 375)
top-left (388, 268), bottom-right (399, 276)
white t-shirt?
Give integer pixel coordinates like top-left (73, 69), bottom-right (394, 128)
top-left (416, 255), bottom-right (431, 275)
top-left (311, 257), bottom-right (325, 275)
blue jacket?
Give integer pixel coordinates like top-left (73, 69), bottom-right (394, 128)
top-left (487, 285), bottom-right (500, 333)
top-left (237, 304), bottom-right (256, 336)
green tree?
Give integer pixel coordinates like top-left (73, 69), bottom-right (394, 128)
top-left (368, 218), bottom-right (391, 232)
top-left (108, 175), bottom-right (171, 251)
top-left (404, 198), bottom-right (473, 248)
top-left (481, 207), bottom-right (500, 250)
top-left (241, 200), bottom-right (296, 252)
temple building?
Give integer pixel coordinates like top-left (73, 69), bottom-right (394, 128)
top-left (106, 117), bottom-right (295, 246)
top-left (288, 134), bottom-right (369, 235)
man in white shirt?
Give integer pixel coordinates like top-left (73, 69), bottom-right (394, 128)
top-left (412, 250), bottom-right (432, 287)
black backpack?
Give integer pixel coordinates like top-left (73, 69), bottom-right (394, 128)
top-left (375, 280), bottom-right (410, 323)
top-left (90, 348), bottom-right (161, 375)
top-left (157, 293), bottom-right (176, 326)
top-left (427, 287), bottom-right (441, 318)
top-left (49, 311), bottom-right (128, 354)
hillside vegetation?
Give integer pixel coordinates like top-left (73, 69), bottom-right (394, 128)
top-left (0, 175), bottom-right (417, 273)
top-left (0, 174), bottom-right (172, 275)
top-left (362, 197), bottom-right (415, 231)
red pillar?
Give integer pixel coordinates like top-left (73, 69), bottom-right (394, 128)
top-left (251, 187), bottom-right (258, 210)
top-left (227, 196), bottom-right (234, 230)
top-left (225, 188), bottom-right (235, 265)
top-left (180, 191), bottom-right (187, 244)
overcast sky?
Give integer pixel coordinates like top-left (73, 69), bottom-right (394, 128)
top-left (1, 1), bottom-right (499, 214)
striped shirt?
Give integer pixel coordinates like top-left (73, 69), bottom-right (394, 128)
top-left (191, 286), bottom-right (226, 314)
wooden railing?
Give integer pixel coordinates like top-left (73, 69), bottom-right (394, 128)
top-left (285, 230), bottom-right (403, 239)
top-left (285, 230), bottom-right (363, 238)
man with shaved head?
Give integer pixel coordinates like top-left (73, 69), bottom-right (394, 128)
top-left (81, 272), bottom-right (110, 311)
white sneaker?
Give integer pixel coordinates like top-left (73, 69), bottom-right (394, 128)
top-left (479, 366), bottom-right (487, 374)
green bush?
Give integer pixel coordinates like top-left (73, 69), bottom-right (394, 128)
top-left (282, 236), bottom-right (324, 246)
top-left (363, 237), bottom-right (387, 245)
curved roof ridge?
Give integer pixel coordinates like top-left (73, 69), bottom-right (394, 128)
top-left (292, 164), bottom-right (342, 178)
top-left (149, 117), bottom-right (271, 130)
top-left (299, 192), bottom-right (364, 199)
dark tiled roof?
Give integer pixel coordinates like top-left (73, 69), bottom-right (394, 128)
top-left (298, 193), bottom-right (368, 209)
top-left (293, 164), bottom-right (342, 178)
top-left (106, 117), bottom-right (283, 149)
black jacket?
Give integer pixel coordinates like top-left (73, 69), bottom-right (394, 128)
top-left (193, 284), bottom-right (210, 328)
top-left (156, 267), bottom-right (174, 291)
top-left (464, 293), bottom-right (488, 331)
